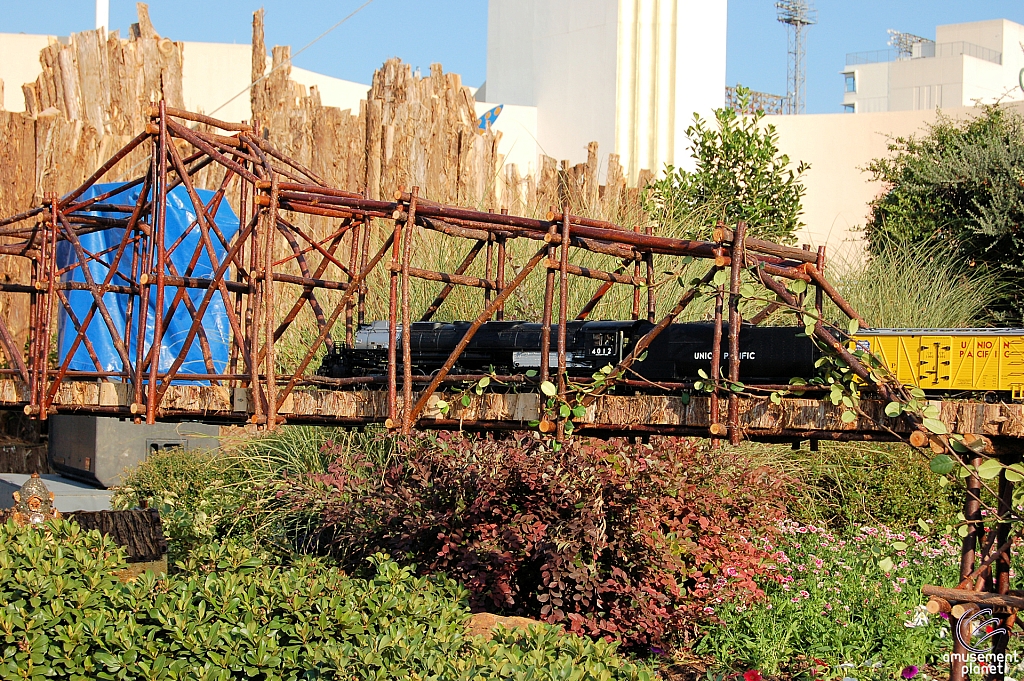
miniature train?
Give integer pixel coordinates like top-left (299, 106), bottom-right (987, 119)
top-left (315, 321), bottom-right (1024, 401)
top-left (316, 320), bottom-right (817, 386)
top-left (316, 321), bottom-right (1024, 400)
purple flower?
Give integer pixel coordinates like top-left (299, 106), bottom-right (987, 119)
top-left (901, 666), bottom-right (919, 679)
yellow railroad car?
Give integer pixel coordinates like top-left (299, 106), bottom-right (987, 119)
top-left (851, 329), bottom-right (1024, 400)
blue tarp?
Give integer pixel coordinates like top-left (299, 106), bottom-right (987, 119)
top-left (56, 183), bottom-right (239, 382)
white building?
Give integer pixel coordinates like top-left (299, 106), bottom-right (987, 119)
top-left (841, 19), bottom-right (1024, 113)
top-left (481, 0), bottom-right (728, 180)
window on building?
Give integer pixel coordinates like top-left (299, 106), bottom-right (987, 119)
top-left (843, 104), bottom-right (855, 113)
top-left (844, 73), bottom-right (856, 93)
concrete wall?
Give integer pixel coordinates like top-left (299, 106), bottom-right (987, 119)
top-left (0, 33), bottom-right (55, 112)
top-left (474, 102), bottom-right (539, 174)
top-left (766, 101), bottom-right (1024, 256)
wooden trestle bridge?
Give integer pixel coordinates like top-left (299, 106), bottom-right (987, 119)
top-left (0, 104), bottom-right (1022, 678)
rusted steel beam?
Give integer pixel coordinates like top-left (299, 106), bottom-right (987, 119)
top-left (151, 104), bottom-right (253, 132)
top-left (401, 189), bottom-right (419, 435)
top-left (806, 263), bottom-right (867, 327)
top-left (405, 244), bottom-right (550, 426)
top-left (391, 263), bottom-right (495, 290)
top-left (583, 266), bottom-right (718, 406)
top-left (727, 221), bottom-right (747, 445)
top-left (557, 207), bottom-right (570, 398)
top-left (714, 225), bottom-right (818, 263)
top-left (546, 260), bottom-right (641, 286)
top-left (420, 240), bottom-right (487, 321)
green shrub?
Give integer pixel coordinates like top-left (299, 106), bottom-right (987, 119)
top-left (0, 519), bottom-right (651, 680)
top-left (112, 428), bottom-right (380, 563)
top-left (737, 441), bottom-right (961, 531)
top-left (111, 447), bottom-right (252, 564)
top-left (280, 433), bottom-right (791, 652)
top-left (647, 85), bottom-right (809, 245)
top-left (865, 103), bottom-right (1024, 323)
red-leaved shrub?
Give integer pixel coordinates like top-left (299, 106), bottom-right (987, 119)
top-left (280, 433), bottom-right (790, 650)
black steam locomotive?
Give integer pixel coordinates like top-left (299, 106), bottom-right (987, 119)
top-left (316, 320), bottom-right (821, 386)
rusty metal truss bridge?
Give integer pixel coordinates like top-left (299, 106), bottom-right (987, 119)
top-left (1, 104), bottom-right (1023, 679)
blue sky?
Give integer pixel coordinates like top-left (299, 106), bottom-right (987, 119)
top-left (2, 1), bottom-right (1023, 114)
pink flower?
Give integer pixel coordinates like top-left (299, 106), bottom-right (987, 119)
top-left (725, 567), bottom-right (738, 577)
top-left (901, 666), bottom-right (919, 679)
top-left (703, 606), bottom-right (715, 614)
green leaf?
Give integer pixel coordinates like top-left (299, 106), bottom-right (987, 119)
top-left (977, 458), bottom-right (1002, 480)
top-left (892, 541), bottom-right (908, 551)
top-left (770, 392), bottom-right (782, 405)
top-left (540, 381), bottom-right (557, 397)
top-left (847, 318), bottom-right (860, 336)
top-left (461, 394), bottom-right (471, 407)
top-left (958, 525), bottom-right (969, 538)
top-left (739, 283), bottom-right (756, 299)
top-left (713, 269), bottom-right (729, 286)
top-left (698, 369), bottom-right (709, 379)
top-left (884, 402), bottom-right (903, 418)
top-left (840, 410), bottom-right (857, 423)
top-left (949, 438), bottom-right (969, 454)
top-left (525, 370), bottom-right (538, 378)
top-left (477, 376), bottom-right (490, 389)
top-left (435, 399), bottom-right (449, 412)
top-left (730, 382), bottom-right (745, 392)
top-left (910, 387), bottom-right (927, 399)
top-left (789, 279), bottom-right (807, 295)
top-left (572, 405), bottom-right (587, 419)
top-left (679, 392), bottom-right (691, 405)
top-left (1005, 464), bottom-right (1024, 483)
top-left (922, 417), bottom-right (947, 435)
top-left (918, 519), bottom-right (930, 534)
top-left (878, 557), bottom-right (894, 572)
top-left (929, 454), bottom-right (955, 476)
top-left (804, 324), bottom-right (816, 337)
top-left (559, 404), bottom-right (571, 419)
top-left (637, 350), bottom-right (648, 362)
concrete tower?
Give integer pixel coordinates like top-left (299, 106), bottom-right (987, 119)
top-left (484, 0), bottom-right (728, 180)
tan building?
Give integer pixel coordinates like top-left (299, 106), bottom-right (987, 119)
top-left (766, 99), bottom-right (1024, 257)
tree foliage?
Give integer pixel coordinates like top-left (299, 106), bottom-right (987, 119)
top-left (866, 103), bottom-right (1024, 322)
top-left (648, 85), bottom-right (809, 244)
